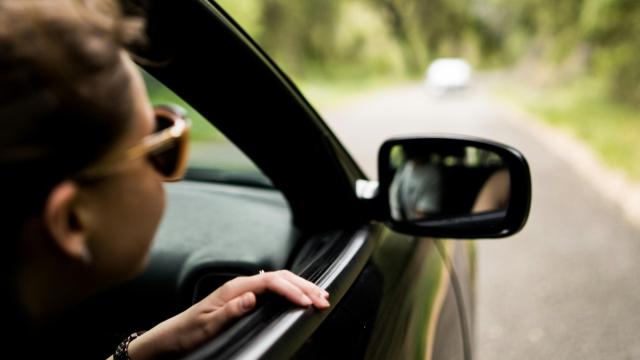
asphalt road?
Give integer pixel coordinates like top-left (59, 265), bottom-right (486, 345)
top-left (322, 82), bottom-right (640, 359)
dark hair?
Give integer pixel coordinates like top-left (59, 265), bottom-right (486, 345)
top-left (0, 0), bottom-right (145, 220)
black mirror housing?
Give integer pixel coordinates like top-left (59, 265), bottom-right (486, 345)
top-left (376, 135), bottom-right (531, 239)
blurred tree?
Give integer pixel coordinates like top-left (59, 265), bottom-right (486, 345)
top-left (218, 0), bottom-right (640, 106)
top-left (258, 0), bottom-right (340, 77)
top-left (581, 0), bottom-right (640, 105)
top-left (365, 0), bottom-right (485, 73)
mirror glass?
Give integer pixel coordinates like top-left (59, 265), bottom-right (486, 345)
top-left (388, 143), bottom-right (511, 223)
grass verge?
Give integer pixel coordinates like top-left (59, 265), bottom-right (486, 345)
top-left (495, 77), bottom-right (640, 181)
top-left (296, 75), bottom-right (414, 111)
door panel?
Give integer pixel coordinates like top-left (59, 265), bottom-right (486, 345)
top-left (443, 240), bottom-right (476, 356)
top-left (366, 234), bottom-right (466, 360)
top-left (182, 225), bottom-right (377, 359)
top-left (292, 227), bottom-right (467, 360)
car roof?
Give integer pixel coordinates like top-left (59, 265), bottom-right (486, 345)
top-left (429, 58), bottom-right (470, 65)
top-left (427, 58), bottom-right (471, 71)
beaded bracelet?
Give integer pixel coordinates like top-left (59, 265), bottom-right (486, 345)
top-left (114, 331), bottom-right (145, 360)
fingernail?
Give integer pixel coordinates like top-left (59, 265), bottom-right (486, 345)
top-left (321, 290), bottom-right (329, 298)
top-left (301, 295), bottom-right (312, 306)
top-left (242, 294), bottom-right (254, 310)
top-left (320, 298), bottom-right (331, 308)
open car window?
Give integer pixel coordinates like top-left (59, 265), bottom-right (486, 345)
top-left (142, 69), bottom-right (272, 188)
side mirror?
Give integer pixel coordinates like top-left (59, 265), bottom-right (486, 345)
top-left (376, 136), bottom-right (531, 238)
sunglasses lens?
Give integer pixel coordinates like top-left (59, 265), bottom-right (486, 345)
top-left (148, 112), bottom-right (188, 180)
top-left (148, 141), bottom-right (179, 178)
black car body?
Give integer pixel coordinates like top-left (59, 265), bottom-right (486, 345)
top-left (59, 1), bottom-right (531, 359)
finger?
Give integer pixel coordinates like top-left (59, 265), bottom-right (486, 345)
top-left (202, 292), bottom-right (256, 336)
top-left (278, 271), bottom-right (330, 307)
top-left (262, 274), bottom-right (314, 307)
top-left (213, 272), bottom-right (289, 300)
top-left (279, 270), bottom-right (329, 297)
top-left (215, 271), bottom-right (328, 308)
top-left (259, 272), bottom-right (329, 309)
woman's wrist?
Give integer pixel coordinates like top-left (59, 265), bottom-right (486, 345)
top-left (126, 319), bottom-right (182, 360)
top-left (114, 331), bottom-right (145, 360)
top-left (126, 330), bottom-right (163, 360)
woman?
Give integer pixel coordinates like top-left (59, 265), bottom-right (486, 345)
top-left (1, 1), bottom-right (329, 358)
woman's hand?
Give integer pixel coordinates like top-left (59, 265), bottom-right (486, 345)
top-left (126, 270), bottom-right (330, 360)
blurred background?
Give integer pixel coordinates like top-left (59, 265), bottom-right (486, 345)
top-left (215, 0), bottom-right (640, 184)
top-left (149, 1), bottom-right (640, 358)
top-left (217, 0), bottom-right (639, 130)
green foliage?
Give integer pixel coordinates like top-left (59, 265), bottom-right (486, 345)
top-left (499, 77), bottom-right (640, 180)
top-left (216, 0), bottom-right (640, 107)
top-left (581, 0), bottom-right (640, 105)
top-left (217, 0), bottom-right (490, 79)
top-left (217, 1), bottom-right (265, 38)
top-left (486, 0), bottom-right (640, 106)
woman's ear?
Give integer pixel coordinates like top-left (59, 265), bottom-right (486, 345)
top-left (44, 181), bottom-right (92, 263)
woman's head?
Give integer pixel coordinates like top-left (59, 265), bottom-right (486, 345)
top-left (1, 0), bottom-right (144, 211)
top-left (1, 0), bottom-right (167, 311)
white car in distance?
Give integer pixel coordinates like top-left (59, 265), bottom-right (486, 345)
top-left (425, 58), bottom-right (472, 93)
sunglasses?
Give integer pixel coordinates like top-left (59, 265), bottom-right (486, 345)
top-left (80, 104), bottom-right (191, 182)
